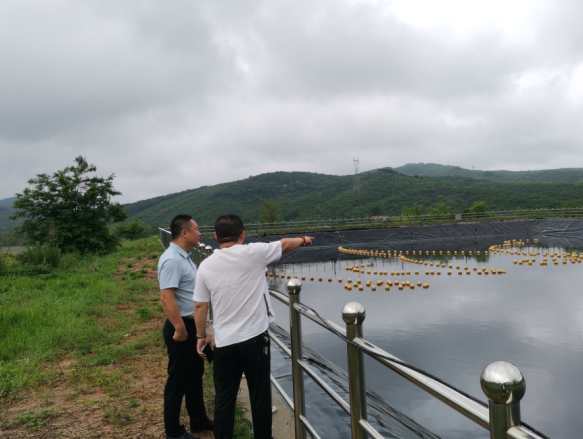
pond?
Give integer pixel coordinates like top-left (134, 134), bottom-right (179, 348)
top-left (267, 242), bottom-right (583, 439)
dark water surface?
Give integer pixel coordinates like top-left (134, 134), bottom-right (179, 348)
top-left (267, 244), bottom-right (583, 439)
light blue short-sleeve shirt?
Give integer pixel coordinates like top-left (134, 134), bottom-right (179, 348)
top-left (157, 242), bottom-right (196, 317)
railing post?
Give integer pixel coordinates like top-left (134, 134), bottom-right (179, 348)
top-left (342, 302), bottom-right (367, 439)
top-left (287, 279), bottom-right (306, 439)
top-left (481, 361), bottom-right (526, 439)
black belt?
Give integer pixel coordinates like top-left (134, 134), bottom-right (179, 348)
top-left (242, 331), bottom-right (269, 345)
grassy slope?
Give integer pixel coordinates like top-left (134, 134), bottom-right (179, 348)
top-left (125, 169), bottom-right (583, 227)
top-left (0, 238), bottom-right (252, 437)
top-left (394, 163), bottom-right (583, 183)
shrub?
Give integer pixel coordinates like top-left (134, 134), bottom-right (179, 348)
top-left (468, 201), bottom-right (489, 213)
top-left (111, 219), bottom-right (149, 241)
top-left (401, 204), bottom-right (423, 216)
top-left (428, 203), bottom-right (451, 215)
top-left (20, 244), bottom-right (61, 268)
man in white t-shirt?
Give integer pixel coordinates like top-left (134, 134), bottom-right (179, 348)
top-left (193, 214), bottom-right (313, 439)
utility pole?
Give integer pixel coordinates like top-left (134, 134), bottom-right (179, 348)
top-left (353, 158), bottom-right (361, 193)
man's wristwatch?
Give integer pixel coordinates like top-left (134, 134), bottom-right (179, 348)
top-left (299, 236), bottom-right (307, 247)
top-left (196, 334), bottom-right (207, 339)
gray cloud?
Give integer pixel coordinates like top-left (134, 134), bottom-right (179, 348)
top-left (1, 0), bottom-right (583, 202)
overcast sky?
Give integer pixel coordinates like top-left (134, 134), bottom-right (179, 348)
top-left (2, 0), bottom-right (583, 203)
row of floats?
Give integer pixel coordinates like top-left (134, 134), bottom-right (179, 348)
top-left (337, 238), bottom-right (541, 259)
top-left (338, 247), bottom-right (489, 257)
top-left (342, 278), bottom-right (427, 291)
top-left (346, 262), bottom-right (506, 276)
top-left (490, 240), bottom-right (583, 266)
top-left (266, 271), bottom-right (429, 291)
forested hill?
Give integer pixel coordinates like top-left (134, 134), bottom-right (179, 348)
top-left (124, 169), bottom-right (583, 228)
top-left (0, 197), bottom-right (18, 232)
top-left (393, 163), bottom-right (583, 183)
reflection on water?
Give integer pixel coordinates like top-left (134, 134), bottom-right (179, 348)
top-left (268, 244), bottom-right (583, 439)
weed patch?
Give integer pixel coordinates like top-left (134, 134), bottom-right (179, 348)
top-left (0, 408), bottom-right (56, 429)
top-left (135, 306), bottom-right (155, 322)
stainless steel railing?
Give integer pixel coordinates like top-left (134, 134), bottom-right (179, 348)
top-left (162, 207), bottom-right (583, 236)
top-left (269, 280), bottom-right (548, 439)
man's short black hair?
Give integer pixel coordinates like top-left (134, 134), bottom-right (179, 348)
top-left (170, 214), bottom-right (193, 240)
top-left (215, 214), bottom-right (244, 244)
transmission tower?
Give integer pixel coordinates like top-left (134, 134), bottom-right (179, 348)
top-left (353, 158), bottom-right (361, 193)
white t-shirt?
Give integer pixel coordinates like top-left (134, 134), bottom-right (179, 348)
top-left (193, 241), bottom-right (282, 347)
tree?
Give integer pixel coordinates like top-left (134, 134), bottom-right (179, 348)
top-left (564, 201), bottom-right (582, 208)
top-left (9, 156), bottom-right (127, 254)
top-left (258, 199), bottom-right (283, 223)
top-left (112, 219), bottom-right (150, 240)
top-left (401, 204), bottom-right (423, 216)
top-left (468, 201), bottom-right (489, 213)
top-left (428, 203), bottom-right (450, 215)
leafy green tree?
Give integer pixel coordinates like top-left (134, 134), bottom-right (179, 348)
top-left (428, 203), bottom-right (450, 215)
top-left (9, 156), bottom-right (127, 254)
top-left (112, 219), bottom-right (149, 240)
top-left (401, 204), bottom-right (423, 216)
top-left (468, 201), bottom-right (489, 213)
top-left (564, 201), bottom-right (582, 208)
top-left (259, 199), bottom-right (283, 223)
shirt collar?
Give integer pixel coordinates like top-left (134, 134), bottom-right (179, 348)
top-left (170, 242), bottom-right (192, 258)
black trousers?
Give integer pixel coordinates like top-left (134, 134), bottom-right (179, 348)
top-left (213, 332), bottom-right (273, 439)
top-left (163, 317), bottom-right (207, 437)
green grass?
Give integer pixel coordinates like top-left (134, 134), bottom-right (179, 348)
top-left (0, 237), bottom-right (161, 396)
top-left (0, 236), bottom-right (254, 437)
top-left (0, 408), bottom-right (56, 429)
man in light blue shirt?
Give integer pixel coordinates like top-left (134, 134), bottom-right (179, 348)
top-left (158, 214), bottom-right (212, 439)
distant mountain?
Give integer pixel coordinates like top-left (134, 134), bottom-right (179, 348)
top-left (123, 169), bottom-right (583, 228)
top-left (0, 197), bottom-right (18, 232)
top-left (4, 166), bottom-right (583, 232)
top-left (393, 163), bottom-right (583, 183)
top-left (0, 197), bottom-right (16, 207)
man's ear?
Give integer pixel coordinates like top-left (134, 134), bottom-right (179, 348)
top-left (239, 230), bottom-right (246, 242)
top-left (214, 232), bottom-right (218, 242)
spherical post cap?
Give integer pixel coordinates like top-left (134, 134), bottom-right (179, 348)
top-left (480, 361), bottom-right (526, 404)
top-left (342, 302), bottom-right (366, 325)
top-left (286, 278), bottom-right (302, 294)
top-left (205, 245), bottom-right (213, 251)
top-left (198, 243), bottom-right (205, 248)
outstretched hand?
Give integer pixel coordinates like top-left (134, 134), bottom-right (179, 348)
top-left (303, 236), bottom-right (315, 246)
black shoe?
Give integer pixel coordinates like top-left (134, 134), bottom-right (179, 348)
top-left (167, 432), bottom-right (200, 439)
top-left (191, 416), bottom-right (214, 432)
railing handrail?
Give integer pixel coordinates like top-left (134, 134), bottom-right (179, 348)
top-left (267, 284), bottom-right (548, 439)
top-left (159, 207), bottom-right (583, 235)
